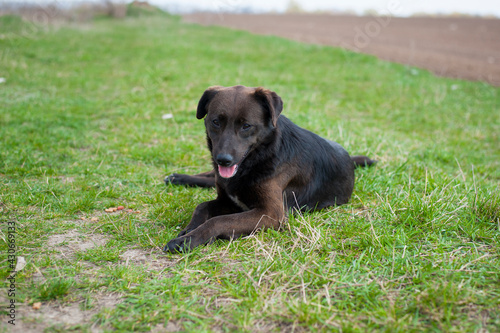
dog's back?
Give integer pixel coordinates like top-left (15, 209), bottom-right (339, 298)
top-left (274, 116), bottom-right (355, 211)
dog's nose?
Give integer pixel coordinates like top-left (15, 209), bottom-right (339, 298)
top-left (216, 154), bottom-right (234, 167)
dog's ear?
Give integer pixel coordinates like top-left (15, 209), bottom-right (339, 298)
top-left (253, 87), bottom-right (283, 127)
top-left (196, 86), bottom-right (224, 119)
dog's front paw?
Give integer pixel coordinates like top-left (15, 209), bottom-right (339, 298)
top-left (177, 228), bottom-right (193, 238)
top-left (164, 236), bottom-right (195, 253)
top-left (164, 173), bottom-right (189, 186)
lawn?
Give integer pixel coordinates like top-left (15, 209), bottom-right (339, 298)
top-left (0, 10), bottom-right (499, 332)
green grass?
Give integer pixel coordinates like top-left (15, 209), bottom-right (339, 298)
top-left (36, 278), bottom-right (75, 302)
top-left (1, 12), bottom-right (499, 332)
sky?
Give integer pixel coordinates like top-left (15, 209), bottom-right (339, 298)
top-left (5, 0), bottom-right (500, 17)
top-left (147, 0), bottom-right (500, 17)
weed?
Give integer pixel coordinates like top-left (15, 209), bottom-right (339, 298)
top-left (36, 278), bottom-right (74, 302)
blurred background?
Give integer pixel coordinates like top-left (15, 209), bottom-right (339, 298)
top-left (3, 0), bottom-right (497, 85)
top-left (154, 0), bottom-right (500, 17)
top-left (2, 0), bottom-right (500, 16)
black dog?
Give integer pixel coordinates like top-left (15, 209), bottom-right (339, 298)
top-left (164, 85), bottom-right (375, 252)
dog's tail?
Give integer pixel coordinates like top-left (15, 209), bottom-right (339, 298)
top-left (351, 155), bottom-right (377, 168)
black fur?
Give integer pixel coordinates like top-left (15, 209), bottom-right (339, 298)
top-left (164, 86), bottom-right (376, 253)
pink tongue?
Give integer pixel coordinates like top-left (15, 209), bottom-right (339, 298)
top-left (218, 164), bottom-right (237, 178)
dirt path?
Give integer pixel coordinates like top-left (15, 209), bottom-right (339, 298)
top-left (183, 13), bottom-right (500, 86)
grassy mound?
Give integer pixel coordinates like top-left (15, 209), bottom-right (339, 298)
top-left (0, 13), bottom-right (498, 332)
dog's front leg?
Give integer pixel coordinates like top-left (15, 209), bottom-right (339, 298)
top-left (164, 207), bottom-right (284, 253)
top-left (165, 170), bottom-right (215, 188)
top-left (173, 197), bottom-right (242, 237)
top-left (176, 200), bottom-right (214, 237)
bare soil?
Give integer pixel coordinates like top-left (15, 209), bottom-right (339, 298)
top-left (183, 13), bottom-right (500, 86)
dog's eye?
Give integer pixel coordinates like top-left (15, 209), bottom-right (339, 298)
top-left (242, 123), bottom-right (252, 131)
top-left (212, 119), bottom-right (220, 127)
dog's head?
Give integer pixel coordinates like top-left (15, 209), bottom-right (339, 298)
top-left (196, 85), bottom-right (283, 179)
